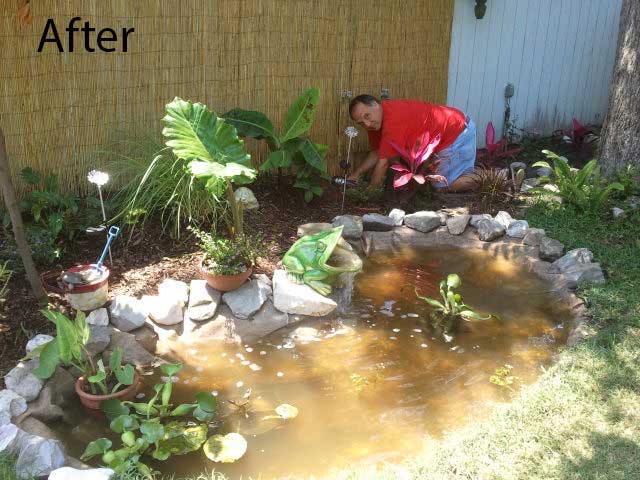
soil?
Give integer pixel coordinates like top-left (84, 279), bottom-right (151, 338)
top-left (2, 137), bottom-right (573, 381)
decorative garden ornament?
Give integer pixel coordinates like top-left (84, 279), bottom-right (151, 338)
top-left (340, 126), bottom-right (359, 212)
top-left (87, 170), bottom-right (113, 264)
top-left (282, 225), bottom-right (362, 296)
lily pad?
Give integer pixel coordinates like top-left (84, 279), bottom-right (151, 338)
top-left (275, 404), bottom-right (299, 419)
top-left (203, 433), bottom-right (247, 463)
top-left (154, 421), bottom-right (208, 459)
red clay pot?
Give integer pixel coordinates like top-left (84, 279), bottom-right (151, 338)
top-left (75, 371), bottom-right (141, 415)
top-left (200, 259), bottom-right (252, 292)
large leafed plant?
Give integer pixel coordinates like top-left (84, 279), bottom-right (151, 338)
top-left (162, 97), bottom-right (256, 237)
top-left (223, 88), bottom-right (330, 202)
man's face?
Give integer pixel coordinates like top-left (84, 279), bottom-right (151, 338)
top-left (350, 102), bottom-right (382, 131)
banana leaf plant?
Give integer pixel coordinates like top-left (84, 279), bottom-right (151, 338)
top-left (476, 121), bottom-right (522, 167)
top-left (162, 97), bottom-right (256, 237)
top-left (389, 131), bottom-right (447, 188)
top-left (223, 88), bottom-right (330, 202)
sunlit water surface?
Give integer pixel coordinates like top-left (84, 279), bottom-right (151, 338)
top-left (59, 248), bottom-right (572, 479)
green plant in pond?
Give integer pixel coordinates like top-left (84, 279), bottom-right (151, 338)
top-left (81, 363), bottom-right (245, 478)
top-left (489, 364), bottom-right (519, 392)
top-left (28, 309), bottom-right (135, 395)
top-left (162, 97), bottom-right (256, 237)
top-left (415, 274), bottom-right (492, 322)
top-left (223, 88), bottom-right (330, 203)
top-left (189, 226), bottom-right (269, 276)
top-left (530, 150), bottom-right (624, 211)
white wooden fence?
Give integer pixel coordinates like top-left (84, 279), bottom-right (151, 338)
top-left (446, 0), bottom-right (622, 146)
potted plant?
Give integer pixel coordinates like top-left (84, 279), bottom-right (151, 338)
top-left (190, 227), bottom-right (264, 291)
top-left (30, 309), bottom-right (140, 413)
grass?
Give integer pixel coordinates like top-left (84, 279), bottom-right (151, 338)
top-left (0, 454), bottom-right (26, 480)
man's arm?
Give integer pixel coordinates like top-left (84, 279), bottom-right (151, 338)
top-left (348, 150), bottom-right (378, 181)
top-left (369, 156), bottom-right (390, 188)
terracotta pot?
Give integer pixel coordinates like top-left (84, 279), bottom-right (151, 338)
top-left (75, 371), bottom-right (141, 415)
top-left (200, 259), bottom-right (253, 292)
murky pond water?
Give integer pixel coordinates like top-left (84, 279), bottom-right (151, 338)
top-left (59, 248), bottom-right (572, 479)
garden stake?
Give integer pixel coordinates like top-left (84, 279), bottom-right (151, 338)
top-left (95, 226), bottom-right (120, 272)
top-left (341, 126), bottom-right (358, 212)
top-left (87, 170), bottom-right (113, 265)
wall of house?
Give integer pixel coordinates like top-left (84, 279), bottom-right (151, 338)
top-left (446, 0), bottom-right (622, 146)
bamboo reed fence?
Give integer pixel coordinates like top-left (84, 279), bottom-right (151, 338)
top-left (1, 0), bottom-right (453, 195)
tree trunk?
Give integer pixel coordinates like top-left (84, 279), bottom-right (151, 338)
top-left (0, 128), bottom-right (47, 302)
top-left (599, 0), bottom-right (640, 175)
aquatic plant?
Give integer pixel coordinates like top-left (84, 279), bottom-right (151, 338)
top-left (490, 364), bottom-right (519, 392)
top-left (415, 274), bottom-right (492, 322)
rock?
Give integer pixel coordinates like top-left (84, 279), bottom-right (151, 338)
top-left (23, 386), bottom-right (65, 423)
top-left (233, 300), bottom-right (290, 343)
top-left (49, 467), bottom-right (116, 480)
top-left (186, 303), bottom-right (218, 323)
top-left (157, 279), bottom-right (189, 306)
top-left (234, 187), bottom-right (259, 210)
top-left (612, 207), bottom-right (625, 219)
top-left (5, 360), bottom-right (43, 402)
top-left (626, 196), bottom-right (640, 210)
top-left (543, 183), bottom-right (560, 193)
top-left (17, 416), bottom-right (59, 440)
top-left (523, 228), bottom-right (546, 246)
top-left (130, 326), bottom-right (158, 354)
top-left (403, 211), bottom-right (441, 233)
top-left (105, 331), bottom-right (155, 366)
top-left (272, 269), bottom-right (337, 317)
top-left (494, 211), bottom-right (515, 229)
top-left (15, 435), bottom-right (65, 479)
top-left (552, 248), bottom-right (594, 273)
top-left (446, 214), bottom-right (470, 235)
top-left (469, 214), bottom-right (492, 228)
top-left (184, 305), bottom-right (241, 345)
top-left (45, 368), bottom-right (76, 407)
top-left (0, 390), bottom-right (27, 421)
top-left (297, 222), bottom-right (332, 237)
top-left (331, 215), bottom-right (363, 239)
top-left (388, 209), bottom-right (405, 226)
top-left (0, 424), bottom-right (29, 455)
top-left (25, 335), bottom-right (54, 355)
top-left (477, 219), bottom-right (506, 242)
top-left (288, 326), bottom-right (320, 343)
top-left (539, 237), bottom-right (565, 261)
top-left (188, 280), bottom-right (222, 316)
top-left (436, 211), bottom-right (448, 225)
top-left (510, 161), bottom-right (526, 172)
top-left (86, 308), bottom-right (109, 327)
top-left (251, 273), bottom-right (272, 287)
top-left (222, 279), bottom-right (271, 320)
top-left (362, 231), bottom-right (394, 257)
top-left (562, 263), bottom-right (605, 286)
top-left (362, 213), bottom-right (395, 232)
top-left (520, 178), bottom-right (540, 193)
top-left (144, 320), bottom-right (181, 344)
top-left (537, 167), bottom-right (552, 177)
top-left (506, 220), bottom-right (529, 238)
top-left (109, 296), bottom-right (147, 332)
top-left (85, 325), bottom-right (112, 356)
top-left (142, 295), bottom-right (183, 326)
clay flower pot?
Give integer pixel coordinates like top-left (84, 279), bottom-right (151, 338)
top-left (200, 258), bottom-right (253, 292)
top-left (75, 371), bottom-right (141, 415)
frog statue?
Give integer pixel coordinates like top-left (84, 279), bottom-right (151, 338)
top-left (282, 226), bottom-right (363, 296)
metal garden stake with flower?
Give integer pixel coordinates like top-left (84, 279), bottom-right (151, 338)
top-left (340, 126), bottom-right (359, 212)
top-left (389, 131), bottom-right (448, 188)
top-left (87, 170), bottom-right (113, 265)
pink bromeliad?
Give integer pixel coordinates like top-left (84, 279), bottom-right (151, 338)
top-left (389, 132), bottom-right (447, 189)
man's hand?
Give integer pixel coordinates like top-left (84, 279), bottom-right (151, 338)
top-left (425, 174), bottom-right (448, 185)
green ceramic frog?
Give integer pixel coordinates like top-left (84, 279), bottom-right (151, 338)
top-left (282, 226), bottom-right (362, 296)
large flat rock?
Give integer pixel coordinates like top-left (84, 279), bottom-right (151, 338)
top-left (272, 270), bottom-right (337, 317)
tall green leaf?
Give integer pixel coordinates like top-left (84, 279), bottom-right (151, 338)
top-left (280, 88), bottom-right (319, 143)
top-left (223, 108), bottom-right (276, 141)
top-left (32, 339), bottom-right (60, 379)
top-left (296, 137), bottom-right (327, 172)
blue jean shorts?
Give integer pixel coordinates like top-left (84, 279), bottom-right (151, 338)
top-left (432, 117), bottom-right (476, 188)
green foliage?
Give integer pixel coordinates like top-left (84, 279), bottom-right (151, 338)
top-left (612, 164), bottom-right (640, 199)
top-left (224, 88), bottom-right (330, 203)
top-left (531, 150), bottom-right (623, 211)
top-left (30, 309), bottom-right (134, 395)
top-left (489, 364), bottom-right (518, 392)
top-left (345, 182), bottom-right (385, 203)
top-left (0, 262), bottom-right (12, 316)
top-left (189, 226), bottom-right (267, 276)
top-left (415, 274), bottom-right (492, 322)
top-left (471, 167), bottom-right (513, 213)
top-left (82, 362), bottom-right (245, 478)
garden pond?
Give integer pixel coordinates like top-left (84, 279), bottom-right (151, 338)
top-left (54, 247), bottom-right (572, 479)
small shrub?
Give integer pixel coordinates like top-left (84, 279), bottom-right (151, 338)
top-left (470, 167), bottom-right (513, 213)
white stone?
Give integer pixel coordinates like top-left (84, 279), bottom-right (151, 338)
top-left (506, 220), bottom-right (529, 238)
top-left (331, 215), bottom-right (363, 239)
top-left (158, 279), bottom-right (189, 306)
top-left (272, 270), bottom-right (337, 317)
top-left (86, 308), bottom-right (109, 326)
top-left (0, 390), bottom-right (27, 420)
top-left (232, 300), bottom-right (290, 343)
top-left (107, 331), bottom-right (155, 366)
top-left (562, 263), bottom-right (605, 286)
top-left (0, 424), bottom-right (29, 455)
top-left (86, 325), bottom-right (112, 355)
top-left (109, 296), bottom-right (147, 332)
top-left (446, 214), bottom-right (471, 235)
top-left (142, 295), bottom-right (183, 326)
top-left (222, 279), bottom-right (271, 320)
top-left (25, 335), bottom-right (54, 355)
top-left (477, 219), bottom-right (506, 242)
top-left (234, 187), bottom-right (259, 210)
top-left (388, 209), bottom-right (405, 226)
top-left (520, 178), bottom-right (540, 193)
top-left (5, 360), bottom-right (43, 402)
top-left (543, 183), bottom-right (560, 193)
top-left (537, 167), bottom-right (552, 177)
top-left (612, 207), bottom-right (625, 219)
top-left (16, 436), bottom-right (65, 479)
top-left (403, 211), bottom-right (441, 233)
top-left (552, 248), bottom-right (594, 273)
top-left (469, 214), bottom-right (492, 228)
top-left (523, 228), bottom-right (546, 246)
top-left (494, 211), bottom-right (515, 229)
top-left (49, 467), bottom-right (115, 480)
top-left (539, 237), bottom-right (565, 261)
top-left (188, 280), bottom-right (221, 308)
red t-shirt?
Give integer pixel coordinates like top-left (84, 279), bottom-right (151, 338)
top-left (367, 100), bottom-right (466, 159)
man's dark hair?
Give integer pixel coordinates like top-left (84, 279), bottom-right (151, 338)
top-left (349, 94), bottom-right (380, 116)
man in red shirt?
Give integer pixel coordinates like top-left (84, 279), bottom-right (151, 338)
top-left (347, 95), bottom-right (478, 192)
